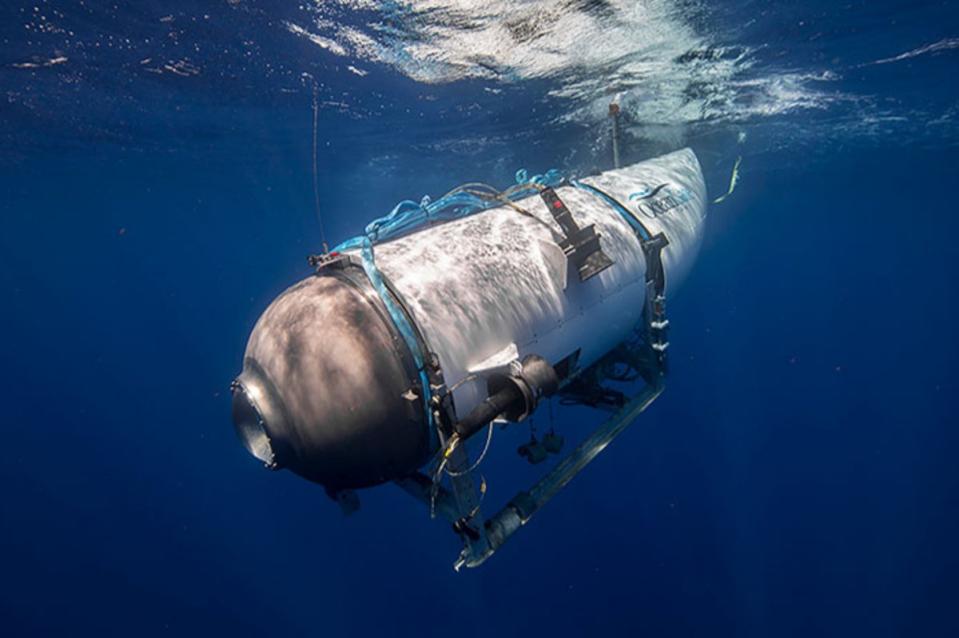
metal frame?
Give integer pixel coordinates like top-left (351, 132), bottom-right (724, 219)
top-left (397, 364), bottom-right (663, 570)
top-left (396, 292), bottom-right (668, 570)
top-left (464, 376), bottom-right (662, 569)
top-left (391, 181), bottom-right (674, 569)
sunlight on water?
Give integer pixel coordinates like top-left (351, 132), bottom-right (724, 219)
top-left (290, 1), bottom-right (849, 142)
top-left (2, 1), bottom-right (956, 160)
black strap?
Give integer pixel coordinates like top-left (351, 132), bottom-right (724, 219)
top-left (539, 187), bottom-right (614, 282)
top-left (540, 187), bottom-right (582, 238)
top-left (641, 233), bottom-right (669, 297)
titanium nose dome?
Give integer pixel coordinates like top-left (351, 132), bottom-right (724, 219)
top-left (231, 269), bottom-right (432, 490)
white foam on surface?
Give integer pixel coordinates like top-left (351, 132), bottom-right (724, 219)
top-left (290, 1), bottom-right (848, 138)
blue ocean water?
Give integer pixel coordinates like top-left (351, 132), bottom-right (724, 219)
top-left (2, 1), bottom-right (957, 636)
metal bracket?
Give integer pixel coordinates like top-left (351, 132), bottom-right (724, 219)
top-left (640, 233), bottom-right (670, 374)
top-left (540, 187), bottom-right (614, 282)
top-left (307, 250), bottom-right (350, 270)
top-left (466, 376), bottom-right (664, 568)
top-left (397, 335), bottom-right (666, 569)
top-left (392, 217), bottom-right (673, 569)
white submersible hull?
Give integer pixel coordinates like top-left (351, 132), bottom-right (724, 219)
top-left (232, 148), bottom-right (707, 566)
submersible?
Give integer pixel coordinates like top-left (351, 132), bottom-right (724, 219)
top-left (232, 148), bottom-right (707, 568)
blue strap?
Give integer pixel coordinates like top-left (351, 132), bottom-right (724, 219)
top-left (332, 169), bottom-right (566, 440)
top-left (341, 236), bottom-right (437, 443)
top-left (571, 180), bottom-right (652, 242)
top-left (344, 169), bottom-right (565, 248)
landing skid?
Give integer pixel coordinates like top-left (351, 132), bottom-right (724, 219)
top-left (398, 279), bottom-right (670, 569)
top-left (464, 377), bottom-right (663, 568)
top-left (397, 367), bottom-right (664, 570)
